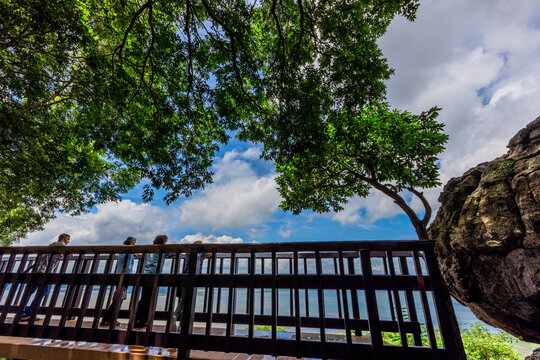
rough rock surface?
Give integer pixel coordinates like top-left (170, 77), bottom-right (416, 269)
top-left (428, 116), bottom-right (540, 343)
top-left (526, 348), bottom-right (540, 360)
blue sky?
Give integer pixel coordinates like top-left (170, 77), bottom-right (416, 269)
top-left (22, 0), bottom-right (540, 246)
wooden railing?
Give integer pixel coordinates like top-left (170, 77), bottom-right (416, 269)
top-left (0, 241), bottom-right (466, 359)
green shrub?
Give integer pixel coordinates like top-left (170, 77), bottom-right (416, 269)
top-left (254, 325), bottom-right (287, 332)
top-left (460, 324), bottom-right (520, 360)
top-left (381, 323), bottom-right (520, 360)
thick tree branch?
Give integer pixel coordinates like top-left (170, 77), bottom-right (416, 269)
top-left (270, 0), bottom-right (286, 73)
top-left (407, 186), bottom-right (432, 227)
top-left (355, 173), bottom-right (428, 239)
top-left (114, 0), bottom-right (152, 59)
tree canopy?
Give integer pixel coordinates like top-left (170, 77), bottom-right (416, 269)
top-left (0, 0), bottom-right (426, 244)
top-left (273, 104), bottom-right (447, 239)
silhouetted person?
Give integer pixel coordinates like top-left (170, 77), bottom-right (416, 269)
top-left (20, 233), bottom-right (70, 321)
top-left (100, 236), bottom-right (137, 326)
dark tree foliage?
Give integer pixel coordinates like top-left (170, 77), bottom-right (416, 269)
top-left (0, 0), bottom-right (423, 244)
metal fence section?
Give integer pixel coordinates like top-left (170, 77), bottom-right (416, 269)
top-left (0, 241), bottom-right (466, 359)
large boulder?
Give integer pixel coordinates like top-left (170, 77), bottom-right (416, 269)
top-left (428, 116), bottom-right (540, 343)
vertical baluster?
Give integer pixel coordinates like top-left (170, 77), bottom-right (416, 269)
top-left (203, 253), bottom-right (210, 317)
top-left (289, 258), bottom-right (294, 316)
top-left (347, 255), bottom-right (361, 335)
top-left (13, 254), bottom-right (34, 307)
top-left (69, 257), bottom-right (91, 319)
top-left (423, 246), bottom-right (466, 360)
top-left (125, 251), bottom-right (147, 337)
top-left (386, 250), bottom-right (409, 357)
top-left (108, 249), bottom-right (132, 338)
top-left (42, 252), bottom-right (72, 338)
top-left (303, 257), bottom-right (309, 317)
top-left (58, 250), bottom-right (85, 328)
top-left (91, 252), bottom-right (115, 333)
top-left (75, 252), bottom-right (101, 338)
top-left (20, 251), bottom-right (55, 336)
top-left (178, 247), bottom-right (203, 360)
top-left (293, 250), bottom-right (302, 358)
top-left (145, 251), bottom-right (165, 339)
top-left (164, 250), bottom-right (181, 339)
top-left (399, 255), bottom-right (422, 346)
top-left (271, 249), bottom-right (277, 355)
top-left (205, 250), bottom-right (217, 350)
top-left (360, 249), bottom-right (383, 359)
top-left (11, 252), bottom-right (40, 327)
top-left (338, 249), bottom-right (353, 358)
top-left (412, 249), bottom-right (437, 354)
top-left (217, 257), bottom-right (224, 314)
top-left (248, 250), bottom-right (256, 354)
top-left (333, 256), bottom-right (343, 319)
top-left (382, 254), bottom-right (396, 322)
top-left (0, 253), bottom-right (28, 326)
top-left (315, 250), bottom-right (327, 359)
top-left (260, 257), bottom-right (265, 315)
top-left (225, 251), bottom-right (237, 345)
top-left (0, 253), bottom-right (17, 303)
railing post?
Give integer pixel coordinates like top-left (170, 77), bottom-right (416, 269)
top-left (424, 245), bottom-right (467, 360)
top-left (178, 246), bottom-right (201, 360)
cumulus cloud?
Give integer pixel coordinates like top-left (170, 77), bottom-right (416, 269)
top-left (20, 200), bottom-right (171, 246)
top-left (179, 233), bottom-right (243, 244)
top-left (331, 191), bottom-right (402, 226)
top-left (179, 148), bottom-right (281, 229)
top-left (380, 0), bottom-right (540, 179)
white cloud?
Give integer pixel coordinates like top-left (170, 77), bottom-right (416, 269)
top-left (179, 233), bottom-right (243, 244)
top-left (179, 148), bottom-right (281, 229)
top-left (278, 224), bottom-right (292, 238)
top-left (371, 0), bottom-right (540, 218)
top-left (20, 200), bottom-right (171, 246)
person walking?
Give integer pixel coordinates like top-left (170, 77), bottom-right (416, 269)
top-left (134, 234), bottom-right (168, 329)
top-left (20, 233), bottom-right (70, 321)
top-left (100, 236), bottom-right (137, 326)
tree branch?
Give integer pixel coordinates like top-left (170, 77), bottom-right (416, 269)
top-left (199, 0), bottom-right (246, 93)
top-left (114, 0), bottom-right (152, 60)
top-left (270, 0), bottom-right (286, 74)
top-left (185, 0), bottom-right (194, 99)
top-left (292, 0), bottom-right (305, 62)
top-left (140, 0), bottom-right (155, 85)
top-left (407, 186), bottom-right (432, 227)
